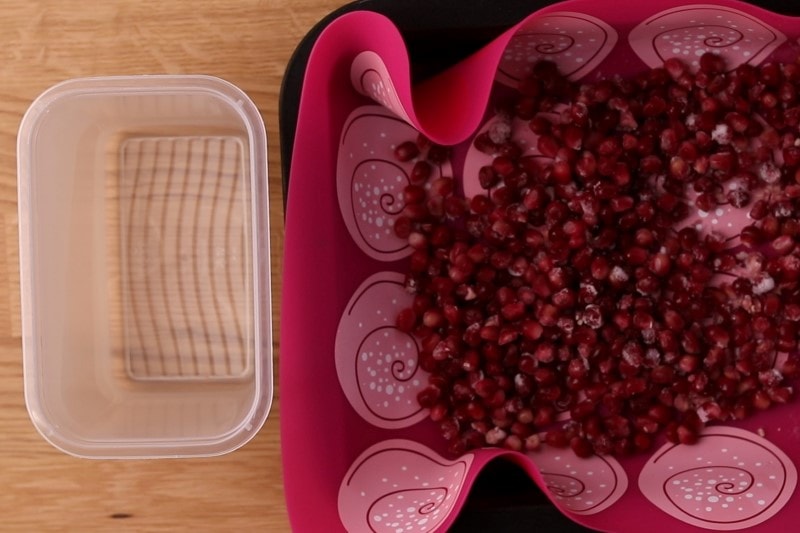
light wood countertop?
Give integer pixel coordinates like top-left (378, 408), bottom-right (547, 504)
top-left (0, 0), bottom-right (344, 530)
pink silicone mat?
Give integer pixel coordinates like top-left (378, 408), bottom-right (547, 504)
top-left (281, 1), bottom-right (800, 531)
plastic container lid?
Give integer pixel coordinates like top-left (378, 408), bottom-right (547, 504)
top-left (17, 75), bottom-right (272, 458)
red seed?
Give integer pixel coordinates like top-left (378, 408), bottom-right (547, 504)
top-left (677, 425), bottom-right (698, 445)
top-left (570, 436), bottom-right (594, 458)
top-left (427, 144), bottom-right (450, 164)
top-left (753, 390), bottom-right (772, 410)
top-left (478, 165), bottom-right (499, 188)
top-left (410, 160), bottom-right (432, 183)
top-left (394, 141), bottom-right (420, 161)
top-left (772, 235), bottom-right (795, 255)
top-left (396, 308), bottom-right (417, 332)
top-left (563, 125), bottom-right (583, 150)
top-left (537, 135), bottom-right (560, 158)
top-left (544, 429), bottom-right (569, 448)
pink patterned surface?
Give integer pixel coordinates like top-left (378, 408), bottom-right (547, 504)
top-left (352, 51), bottom-right (412, 123)
top-left (335, 272), bottom-right (430, 429)
top-left (339, 440), bottom-right (475, 533)
top-left (530, 445), bottom-right (629, 515)
top-left (675, 185), bottom-right (754, 246)
top-left (629, 4), bottom-right (786, 71)
top-left (283, 2), bottom-right (800, 533)
top-left (639, 427), bottom-right (798, 530)
top-left (496, 12), bottom-right (618, 87)
top-left (337, 105), bottom-right (452, 262)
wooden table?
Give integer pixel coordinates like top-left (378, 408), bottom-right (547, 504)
top-left (0, 0), bottom-right (343, 529)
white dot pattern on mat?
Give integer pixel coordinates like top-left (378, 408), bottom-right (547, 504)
top-left (629, 6), bottom-right (785, 72)
top-left (528, 445), bottom-right (628, 515)
top-left (339, 441), bottom-right (474, 533)
top-left (638, 427), bottom-right (797, 529)
top-left (335, 272), bottom-right (430, 429)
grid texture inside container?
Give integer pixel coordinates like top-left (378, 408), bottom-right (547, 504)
top-left (119, 136), bottom-right (253, 380)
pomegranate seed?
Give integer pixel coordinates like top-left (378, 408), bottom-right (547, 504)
top-left (394, 141), bottom-right (419, 161)
top-left (772, 235), bottom-right (795, 255)
top-left (396, 308), bottom-right (416, 332)
top-left (478, 165), bottom-right (499, 189)
top-left (677, 425), bottom-right (698, 445)
top-left (768, 387), bottom-right (792, 404)
top-left (570, 436), bottom-right (593, 458)
top-left (563, 125), bottom-right (583, 150)
top-left (427, 144), bottom-right (450, 164)
top-left (753, 390), bottom-right (772, 410)
top-left (393, 216), bottom-right (412, 239)
top-left (410, 160), bottom-right (432, 183)
top-left (537, 135), bottom-right (560, 158)
top-left (544, 429), bottom-right (569, 448)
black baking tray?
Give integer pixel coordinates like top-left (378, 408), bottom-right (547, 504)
top-left (278, 1), bottom-right (800, 531)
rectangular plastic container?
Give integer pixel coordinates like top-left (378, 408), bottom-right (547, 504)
top-left (17, 76), bottom-right (272, 458)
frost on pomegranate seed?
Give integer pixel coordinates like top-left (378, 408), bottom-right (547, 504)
top-left (578, 304), bottom-right (604, 329)
top-left (488, 117), bottom-right (512, 144)
top-left (485, 426), bottom-right (507, 445)
top-left (758, 161), bottom-right (781, 183)
top-left (711, 123), bottom-right (732, 145)
top-left (609, 265), bottom-right (629, 284)
top-left (752, 273), bottom-right (775, 294)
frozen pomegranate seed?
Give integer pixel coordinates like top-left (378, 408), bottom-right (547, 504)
top-left (609, 265), bottom-right (629, 286)
top-left (753, 390), bottom-right (772, 410)
top-left (492, 156), bottom-right (515, 178)
top-left (393, 216), bottom-right (412, 239)
top-left (563, 125), bottom-right (584, 150)
top-left (677, 425), bottom-right (698, 445)
top-left (758, 161), bottom-right (781, 184)
top-left (524, 434), bottom-right (542, 451)
top-left (699, 52), bottom-right (724, 74)
top-left (426, 144), bottom-right (450, 164)
top-left (485, 427), bottom-right (507, 446)
top-left (544, 429), bottom-right (569, 448)
top-left (422, 309), bottom-right (445, 329)
top-left (478, 165), bottom-right (499, 188)
top-left (472, 378), bottom-right (497, 399)
top-left (727, 188), bottom-right (750, 208)
top-left (473, 132), bottom-right (498, 154)
top-left (534, 343), bottom-right (556, 363)
top-left (410, 160), bottom-right (432, 183)
top-left (394, 141), bottom-right (419, 161)
top-left (504, 434), bottom-right (524, 451)
top-left (709, 151), bottom-right (734, 173)
top-left (417, 385), bottom-right (441, 409)
top-left (768, 387), bottom-right (792, 404)
top-left (772, 235), bottom-right (795, 255)
top-left (650, 365), bottom-right (674, 384)
top-left (537, 135), bottom-right (560, 158)
top-left (570, 436), bottom-right (593, 458)
top-left (498, 328), bottom-right (519, 346)
top-left (590, 256), bottom-right (611, 280)
top-left (396, 308), bottom-right (417, 333)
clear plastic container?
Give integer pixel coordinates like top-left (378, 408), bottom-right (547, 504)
top-left (17, 76), bottom-right (272, 458)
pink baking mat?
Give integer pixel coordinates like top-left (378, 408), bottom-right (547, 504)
top-left (281, 1), bottom-right (800, 531)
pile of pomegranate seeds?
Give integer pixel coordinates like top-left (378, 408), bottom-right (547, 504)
top-left (393, 54), bottom-right (800, 458)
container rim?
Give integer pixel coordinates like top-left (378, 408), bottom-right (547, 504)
top-left (17, 74), bottom-right (273, 459)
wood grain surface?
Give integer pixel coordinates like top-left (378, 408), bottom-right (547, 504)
top-left (0, 0), bottom-right (345, 530)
